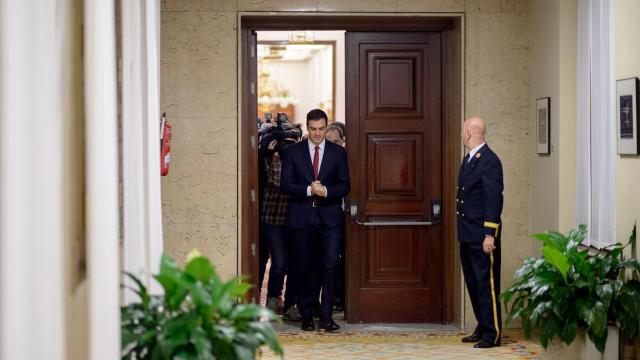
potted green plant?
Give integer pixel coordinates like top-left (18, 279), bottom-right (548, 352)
top-left (502, 224), bottom-right (640, 357)
top-left (121, 251), bottom-right (283, 359)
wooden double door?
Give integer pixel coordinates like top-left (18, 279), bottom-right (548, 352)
top-left (345, 32), bottom-right (444, 323)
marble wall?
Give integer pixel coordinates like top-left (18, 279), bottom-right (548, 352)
top-left (161, 5), bottom-right (239, 277)
top-left (463, 0), bottom-right (530, 329)
top-left (160, 0), bottom-right (531, 329)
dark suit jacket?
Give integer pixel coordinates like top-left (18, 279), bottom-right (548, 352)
top-left (456, 144), bottom-right (504, 243)
top-left (281, 139), bottom-right (350, 229)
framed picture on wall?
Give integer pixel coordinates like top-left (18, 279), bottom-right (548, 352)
top-left (616, 77), bottom-right (640, 155)
top-left (536, 97), bottom-right (550, 154)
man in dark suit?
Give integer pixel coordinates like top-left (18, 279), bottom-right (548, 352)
top-left (457, 116), bottom-right (504, 348)
top-left (281, 109), bottom-right (350, 332)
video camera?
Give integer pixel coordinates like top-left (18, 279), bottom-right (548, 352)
top-left (259, 112), bottom-right (301, 154)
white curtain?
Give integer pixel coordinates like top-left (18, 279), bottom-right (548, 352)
top-left (122, 0), bottom-right (164, 301)
top-left (576, 0), bottom-right (616, 248)
top-left (0, 1), bottom-right (67, 358)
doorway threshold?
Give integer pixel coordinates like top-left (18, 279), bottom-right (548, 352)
top-left (272, 318), bottom-right (460, 333)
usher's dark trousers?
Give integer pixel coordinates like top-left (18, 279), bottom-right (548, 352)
top-left (459, 238), bottom-right (502, 343)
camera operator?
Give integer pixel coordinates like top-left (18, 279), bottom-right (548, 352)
top-left (260, 114), bottom-right (303, 320)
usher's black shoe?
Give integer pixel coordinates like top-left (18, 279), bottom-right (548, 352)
top-left (318, 318), bottom-right (340, 332)
top-left (473, 339), bottom-right (501, 348)
top-left (461, 333), bottom-right (481, 343)
top-left (301, 318), bottom-right (315, 331)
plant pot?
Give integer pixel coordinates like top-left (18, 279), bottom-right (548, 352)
top-left (541, 326), bottom-right (619, 360)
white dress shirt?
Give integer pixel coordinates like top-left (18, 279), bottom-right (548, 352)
top-left (308, 139), bottom-right (326, 173)
top-left (307, 139), bottom-right (327, 197)
top-left (467, 142), bottom-right (486, 162)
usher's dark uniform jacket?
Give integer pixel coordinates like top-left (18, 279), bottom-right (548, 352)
top-left (457, 144), bottom-right (504, 345)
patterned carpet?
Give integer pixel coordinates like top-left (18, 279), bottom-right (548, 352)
top-left (260, 328), bottom-right (542, 359)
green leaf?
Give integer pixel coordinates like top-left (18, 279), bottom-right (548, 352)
top-left (621, 259), bottom-right (640, 274)
top-left (190, 327), bottom-right (214, 360)
top-left (590, 301), bottom-right (608, 338)
top-left (124, 272), bottom-right (150, 307)
top-left (155, 255), bottom-right (188, 308)
top-left (587, 329), bottom-right (607, 354)
top-left (576, 298), bottom-right (594, 327)
top-left (559, 318), bottom-right (577, 344)
top-left (180, 279), bottom-right (213, 311)
top-left (226, 277), bottom-right (253, 298)
top-left (164, 311), bottom-right (199, 336)
top-left (173, 348), bottom-right (198, 360)
top-left (154, 274), bottom-right (187, 310)
top-left (567, 225), bottom-right (588, 249)
top-left (542, 246), bottom-right (569, 282)
top-left (522, 312), bottom-right (533, 338)
top-left (185, 257), bottom-right (215, 283)
top-left (532, 233), bottom-right (566, 251)
top-left (573, 252), bottom-right (594, 283)
top-left (540, 315), bottom-right (562, 349)
top-left (532, 231), bottom-right (568, 251)
top-left (595, 283), bottom-right (613, 307)
top-left (249, 322), bottom-right (284, 356)
top-left (121, 328), bottom-right (138, 347)
top-left (233, 344), bottom-right (255, 360)
top-left (530, 301), bottom-right (552, 324)
top-left (158, 330), bottom-right (190, 359)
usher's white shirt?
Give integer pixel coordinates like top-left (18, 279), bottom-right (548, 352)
top-left (467, 142), bottom-right (486, 162)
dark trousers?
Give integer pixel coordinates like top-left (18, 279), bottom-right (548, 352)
top-left (335, 220), bottom-right (346, 307)
top-left (310, 221), bottom-right (345, 312)
top-left (258, 222), bottom-right (269, 289)
top-left (289, 208), bottom-right (342, 320)
top-left (264, 223), bottom-right (296, 309)
top-left (460, 240), bottom-right (502, 344)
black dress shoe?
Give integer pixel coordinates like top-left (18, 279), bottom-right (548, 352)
top-left (301, 318), bottom-right (315, 331)
top-left (318, 318), bottom-right (340, 332)
top-left (461, 333), bottom-right (481, 343)
top-left (473, 339), bottom-right (501, 348)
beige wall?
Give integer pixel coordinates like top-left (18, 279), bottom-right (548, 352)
top-left (615, 0), bottom-right (640, 246)
top-left (161, 0), bottom-right (532, 329)
top-left (528, 0), bottom-right (639, 248)
top-left (615, 7), bottom-right (640, 359)
top-left (529, 0), bottom-right (559, 235)
top-left (161, 5), bottom-right (239, 277)
top-left (528, 0), bottom-right (576, 238)
top-left (464, 0), bottom-right (530, 328)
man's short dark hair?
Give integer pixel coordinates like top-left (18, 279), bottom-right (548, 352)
top-left (306, 109), bottom-right (328, 127)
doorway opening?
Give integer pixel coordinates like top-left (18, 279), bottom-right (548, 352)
top-left (254, 30), bottom-right (347, 316)
top-left (240, 15), bottom-right (462, 325)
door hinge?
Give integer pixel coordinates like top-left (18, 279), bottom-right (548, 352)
top-left (250, 135), bottom-right (255, 148)
top-left (250, 46), bottom-right (255, 58)
top-left (251, 296), bottom-right (256, 304)
top-left (250, 242), bottom-right (256, 256)
top-left (250, 189), bottom-right (256, 202)
top-left (250, 82), bottom-right (255, 95)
